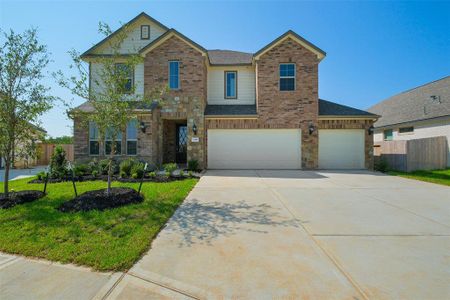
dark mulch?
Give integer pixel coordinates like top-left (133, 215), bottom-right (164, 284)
top-left (28, 175), bottom-right (107, 184)
top-left (0, 190), bottom-right (46, 209)
top-left (117, 175), bottom-right (200, 183)
top-left (58, 187), bottom-right (144, 212)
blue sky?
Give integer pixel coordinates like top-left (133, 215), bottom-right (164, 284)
top-left (1, 0), bottom-right (449, 137)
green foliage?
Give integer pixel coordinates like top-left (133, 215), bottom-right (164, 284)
top-left (388, 168), bottom-right (450, 187)
top-left (188, 171), bottom-right (193, 178)
top-left (119, 158), bottom-right (135, 177)
top-left (36, 171), bottom-right (46, 180)
top-left (99, 159), bottom-right (110, 175)
top-left (131, 162), bottom-right (144, 178)
top-left (179, 170), bottom-right (184, 177)
top-left (187, 159), bottom-right (199, 171)
top-left (131, 173), bottom-right (139, 179)
top-left (49, 146), bottom-right (68, 179)
top-left (91, 170), bottom-right (99, 177)
top-left (374, 158), bottom-right (389, 173)
top-left (73, 163), bottom-right (89, 177)
top-left (148, 171), bottom-right (156, 178)
top-left (45, 135), bottom-right (73, 144)
top-left (119, 171), bottom-right (127, 178)
top-left (0, 176), bottom-right (198, 271)
top-left (0, 28), bottom-right (55, 194)
top-left (163, 163), bottom-right (178, 176)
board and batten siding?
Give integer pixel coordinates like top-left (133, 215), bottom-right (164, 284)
top-left (90, 62), bottom-right (144, 97)
top-left (374, 116), bottom-right (450, 167)
top-left (92, 17), bottom-right (166, 54)
top-left (207, 66), bottom-right (256, 105)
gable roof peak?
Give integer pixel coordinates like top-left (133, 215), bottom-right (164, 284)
top-left (254, 30), bottom-right (326, 61)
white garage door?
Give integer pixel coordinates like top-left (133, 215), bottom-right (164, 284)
top-left (207, 129), bottom-right (301, 169)
top-left (319, 129), bottom-right (365, 169)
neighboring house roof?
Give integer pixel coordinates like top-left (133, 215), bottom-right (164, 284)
top-left (319, 99), bottom-right (378, 117)
top-left (28, 122), bottom-right (47, 134)
top-left (368, 76), bottom-right (450, 128)
top-left (81, 12), bottom-right (169, 58)
top-left (207, 50), bottom-right (253, 66)
top-left (205, 105), bottom-right (257, 116)
top-left (254, 30), bottom-right (326, 61)
top-left (204, 100), bottom-right (375, 118)
top-left (139, 28), bottom-right (207, 55)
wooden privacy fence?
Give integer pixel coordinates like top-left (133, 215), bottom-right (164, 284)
top-left (37, 144), bottom-right (74, 165)
top-left (374, 136), bottom-right (448, 172)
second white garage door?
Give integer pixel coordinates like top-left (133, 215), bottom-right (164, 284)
top-left (319, 129), bottom-right (365, 169)
top-left (207, 129), bottom-right (301, 169)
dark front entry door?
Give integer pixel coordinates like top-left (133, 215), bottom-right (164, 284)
top-left (176, 125), bottom-right (187, 164)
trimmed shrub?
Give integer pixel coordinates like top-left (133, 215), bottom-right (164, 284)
top-left (119, 158), bottom-right (135, 177)
top-left (91, 170), bottom-right (99, 177)
top-left (50, 146), bottom-right (68, 179)
top-left (374, 158), bottom-right (389, 173)
top-left (149, 171), bottom-right (156, 178)
top-left (187, 159), bottom-right (199, 171)
top-left (36, 171), bottom-right (46, 180)
top-left (163, 163), bottom-right (178, 176)
top-left (131, 162), bottom-right (145, 178)
top-left (73, 164), bottom-right (89, 177)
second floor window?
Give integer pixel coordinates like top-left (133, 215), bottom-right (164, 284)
top-left (169, 61), bottom-right (179, 90)
top-left (126, 119), bottom-right (138, 155)
top-left (225, 71), bottom-right (237, 99)
top-left (279, 63), bottom-right (295, 91)
top-left (115, 63), bottom-right (134, 94)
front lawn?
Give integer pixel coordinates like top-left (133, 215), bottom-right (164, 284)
top-left (388, 168), bottom-right (450, 186)
top-left (0, 177), bottom-right (197, 271)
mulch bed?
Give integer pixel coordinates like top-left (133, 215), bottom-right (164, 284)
top-left (0, 190), bottom-right (46, 209)
top-left (58, 187), bottom-right (144, 212)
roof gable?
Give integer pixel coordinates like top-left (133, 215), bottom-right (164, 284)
top-left (139, 29), bottom-right (207, 56)
top-left (81, 12), bottom-right (169, 58)
top-left (254, 30), bottom-right (326, 61)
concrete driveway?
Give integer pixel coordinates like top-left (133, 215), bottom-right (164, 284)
top-left (0, 166), bottom-right (47, 181)
top-left (122, 170), bottom-right (450, 299)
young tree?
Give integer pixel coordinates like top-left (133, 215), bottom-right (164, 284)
top-left (0, 28), bottom-right (54, 197)
top-left (56, 22), bottom-right (167, 195)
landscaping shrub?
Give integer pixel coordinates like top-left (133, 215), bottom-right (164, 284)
top-left (73, 164), bottom-right (90, 177)
top-left (374, 158), bottom-right (389, 173)
top-left (163, 163), bottom-right (177, 176)
top-left (179, 170), bottom-right (184, 177)
top-left (36, 171), bottom-right (46, 180)
top-left (50, 146), bottom-right (68, 178)
top-left (149, 171), bottom-right (156, 178)
top-left (187, 159), bottom-right (199, 171)
top-left (88, 159), bottom-right (100, 173)
top-left (119, 158), bottom-right (135, 177)
top-left (131, 162), bottom-right (144, 178)
top-left (91, 170), bottom-right (99, 177)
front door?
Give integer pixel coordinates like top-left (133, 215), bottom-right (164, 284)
top-left (176, 125), bottom-right (187, 164)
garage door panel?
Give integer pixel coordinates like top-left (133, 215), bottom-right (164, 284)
top-left (319, 129), bottom-right (365, 169)
top-left (208, 129), bottom-right (301, 169)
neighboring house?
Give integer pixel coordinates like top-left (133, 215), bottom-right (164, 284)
top-left (368, 76), bottom-right (450, 167)
top-left (73, 12), bottom-right (378, 170)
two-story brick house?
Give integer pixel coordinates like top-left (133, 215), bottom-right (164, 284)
top-left (73, 12), bottom-right (378, 170)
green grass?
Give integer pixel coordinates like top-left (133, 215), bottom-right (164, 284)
top-left (388, 168), bottom-right (450, 186)
top-left (0, 177), bottom-right (198, 271)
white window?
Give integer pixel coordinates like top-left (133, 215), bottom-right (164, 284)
top-left (126, 120), bottom-right (138, 155)
top-left (105, 127), bottom-right (122, 155)
top-left (279, 63), bottom-right (296, 91)
top-left (225, 71), bottom-right (237, 99)
top-left (89, 121), bottom-right (99, 156)
top-left (169, 61), bottom-right (179, 90)
top-left (141, 25), bottom-right (150, 40)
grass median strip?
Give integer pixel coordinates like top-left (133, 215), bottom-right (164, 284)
top-left (0, 177), bottom-right (197, 271)
top-left (388, 169), bottom-right (450, 186)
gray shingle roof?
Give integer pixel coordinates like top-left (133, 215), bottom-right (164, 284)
top-left (368, 76), bottom-right (450, 128)
top-left (319, 99), bottom-right (377, 117)
top-left (207, 50), bottom-right (253, 65)
top-left (205, 105), bottom-right (257, 116)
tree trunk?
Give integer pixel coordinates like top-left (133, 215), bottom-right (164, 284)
top-left (3, 154), bottom-right (10, 198)
top-left (107, 142), bottom-right (115, 196)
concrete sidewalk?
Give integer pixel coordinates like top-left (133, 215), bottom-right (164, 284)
top-left (0, 166), bottom-right (47, 181)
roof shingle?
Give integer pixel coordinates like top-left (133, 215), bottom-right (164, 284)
top-left (368, 76), bottom-right (450, 128)
top-left (207, 50), bottom-right (253, 65)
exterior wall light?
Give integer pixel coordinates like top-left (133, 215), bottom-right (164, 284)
top-left (368, 125), bottom-right (374, 135)
top-left (140, 122), bottom-right (147, 133)
top-left (308, 122), bottom-right (315, 135)
top-left (192, 123), bottom-right (198, 135)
